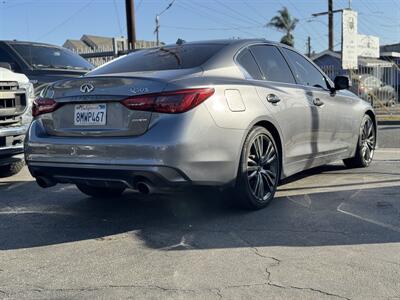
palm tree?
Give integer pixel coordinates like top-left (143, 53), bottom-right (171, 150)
top-left (267, 7), bottom-right (299, 47)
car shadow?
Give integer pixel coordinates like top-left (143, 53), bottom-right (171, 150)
top-left (1, 165), bottom-right (399, 251)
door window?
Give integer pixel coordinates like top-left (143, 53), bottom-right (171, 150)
top-left (282, 48), bottom-right (329, 89)
top-left (249, 45), bottom-right (295, 84)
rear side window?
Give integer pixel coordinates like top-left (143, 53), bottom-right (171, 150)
top-left (249, 45), bottom-right (295, 84)
top-left (89, 44), bottom-right (226, 75)
top-left (282, 48), bottom-right (329, 89)
top-left (236, 48), bottom-right (262, 80)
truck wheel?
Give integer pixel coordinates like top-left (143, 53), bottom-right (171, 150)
top-left (0, 160), bottom-right (25, 177)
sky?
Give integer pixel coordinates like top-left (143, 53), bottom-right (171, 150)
top-left (0, 0), bottom-right (399, 54)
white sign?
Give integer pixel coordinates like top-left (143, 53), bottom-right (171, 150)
top-left (342, 9), bottom-right (358, 69)
top-left (357, 34), bottom-right (379, 58)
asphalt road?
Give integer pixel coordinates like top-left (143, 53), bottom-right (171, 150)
top-left (0, 129), bottom-right (399, 299)
top-left (378, 125), bottom-right (400, 148)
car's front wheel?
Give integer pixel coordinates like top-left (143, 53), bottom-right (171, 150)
top-left (343, 114), bottom-right (375, 168)
top-left (234, 126), bottom-right (280, 210)
top-left (76, 184), bottom-right (125, 198)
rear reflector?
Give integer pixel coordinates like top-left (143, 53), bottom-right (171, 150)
top-left (121, 88), bottom-right (215, 113)
top-left (32, 98), bottom-right (59, 117)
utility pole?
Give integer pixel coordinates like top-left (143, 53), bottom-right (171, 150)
top-left (306, 36), bottom-right (311, 57)
top-left (328, 0), bottom-right (333, 51)
top-left (125, 0), bottom-right (136, 50)
top-left (155, 15), bottom-right (160, 46)
top-left (154, 0), bottom-right (176, 47)
top-left (312, 0), bottom-right (343, 51)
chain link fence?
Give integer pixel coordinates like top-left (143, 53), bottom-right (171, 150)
top-left (320, 62), bottom-right (400, 121)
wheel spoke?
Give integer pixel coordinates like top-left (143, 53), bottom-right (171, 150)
top-left (367, 138), bottom-right (374, 149)
top-left (248, 170), bottom-right (257, 180)
top-left (364, 146), bottom-right (371, 160)
top-left (253, 174), bottom-right (260, 194)
top-left (361, 145), bottom-right (367, 158)
top-left (255, 136), bottom-right (263, 160)
top-left (248, 156), bottom-right (257, 166)
top-left (258, 136), bottom-right (264, 158)
top-left (257, 173), bottom-right (264, 198)
top-left (266, 154), bottom-right (276, 164)
top-left (367, 120), bottom-right (373, 137)
top-left (261, 169), bottom-right (275, 189)
top-left (260, 172), bottom-right (272, 191)
top-left (261, 143), bottom-right (275, 165)
top-left (247, 165), bottom-right (258, 172)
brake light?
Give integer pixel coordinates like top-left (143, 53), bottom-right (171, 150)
top-left (32, 98), bottom-right (59, 117)
top-left (121, 88), bottom-right (215, 113)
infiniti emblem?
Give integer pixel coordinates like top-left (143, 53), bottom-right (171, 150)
top-left (80, 83), bottom-right (95, 93)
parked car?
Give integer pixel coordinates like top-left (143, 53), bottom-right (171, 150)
top-left (25, 39), bottom-right (376, 209)
top-left (352, 74), bottom-right (397, 107)
top-left (0, 40), bottom-right (94, 96)
top-left (0, 66), bottom-right (34, 176)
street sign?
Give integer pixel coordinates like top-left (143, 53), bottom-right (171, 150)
top-left (342, 9), bottom-right (358, 69)
top-left (357, 34), bottom-right (379, 58)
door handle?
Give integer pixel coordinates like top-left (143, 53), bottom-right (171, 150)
top-left (313, 98), bottom-right (324, 106)
top-left (266, 94), bottom-right (281, 103)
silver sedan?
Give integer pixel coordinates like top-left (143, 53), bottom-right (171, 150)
top-left (25, 39), bottom-right (376, 209)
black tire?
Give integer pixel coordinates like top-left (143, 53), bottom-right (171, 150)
top-left (233, 126), bottom-right (280, 210)
top-left (0, 160), bottom-right (25, 177)
top-left (76, 184), bottom-right (125, 198)
top-left (343, 115), bottom-right (375, 168)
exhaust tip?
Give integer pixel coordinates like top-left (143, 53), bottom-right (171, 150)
top-left (36, 177), bottom-right (56, 188)
top-left (136, 181), bottom-right (152, 195)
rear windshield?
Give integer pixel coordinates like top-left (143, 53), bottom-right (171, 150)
top-left (10, 43), bottom-right (93, 71)
top-left (88, 43), bottom-right (226, 75)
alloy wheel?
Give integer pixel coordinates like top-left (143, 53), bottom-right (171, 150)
top-left (361, 118), bottom-right (375, 164)
top-left (247, 134), bottom-right (278, 201)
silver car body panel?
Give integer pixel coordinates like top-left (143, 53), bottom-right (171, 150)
top-left (25, 39), bottom-right (375, 187)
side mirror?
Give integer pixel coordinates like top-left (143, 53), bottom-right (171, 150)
top-left (0, 62), bottom-right (12, 71)
top-left (334, 75), bottom-right (351, 91)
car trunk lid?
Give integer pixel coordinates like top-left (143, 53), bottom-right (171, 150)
top-left (41, 75), bottom-right (168, 137)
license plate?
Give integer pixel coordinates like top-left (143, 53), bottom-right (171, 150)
top-left (74, 103), bottom-right (107, 126)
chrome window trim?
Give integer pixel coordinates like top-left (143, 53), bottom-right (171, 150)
top-left (234, 42), bottom-right (333, 93)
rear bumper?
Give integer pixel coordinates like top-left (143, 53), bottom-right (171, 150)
top-left (28, 162), bottom-right (190, 189)
top-left (25, 107), bottom-right (245, 187)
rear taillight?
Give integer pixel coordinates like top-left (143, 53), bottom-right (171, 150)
top-left (32, 98), bottom-right (59, 117)
top-left (121, 88), bottom-right (215, 113)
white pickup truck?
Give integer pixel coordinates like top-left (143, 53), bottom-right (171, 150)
top-left (0, 66), bottom-right (34, 176)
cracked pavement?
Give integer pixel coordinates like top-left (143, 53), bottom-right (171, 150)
top-left (0, 145), bottom-right (399, 299)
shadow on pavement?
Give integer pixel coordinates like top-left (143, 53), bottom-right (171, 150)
top-left (0, 164), bottom-right (399, 251)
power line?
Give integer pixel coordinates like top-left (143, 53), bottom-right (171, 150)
top-left (113, 0), bottom-right (123, 36)
top-left (214, 0), bottom-right (264, 27)
top-left (176, 1), bottom-right (262, 37)
top-left (284, 0), bottom-right (327, 50)
top-left (163, 25), bottom-right (263, 31)
top-left (182, 0), bottom-right (262, 29)
top-left (242, 0), bottom-right (268, 24)
top-left (36, 0), bottom-right (94, 40)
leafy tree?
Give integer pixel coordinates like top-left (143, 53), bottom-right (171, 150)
top-left (267, 7), bottom-right (299, 47)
